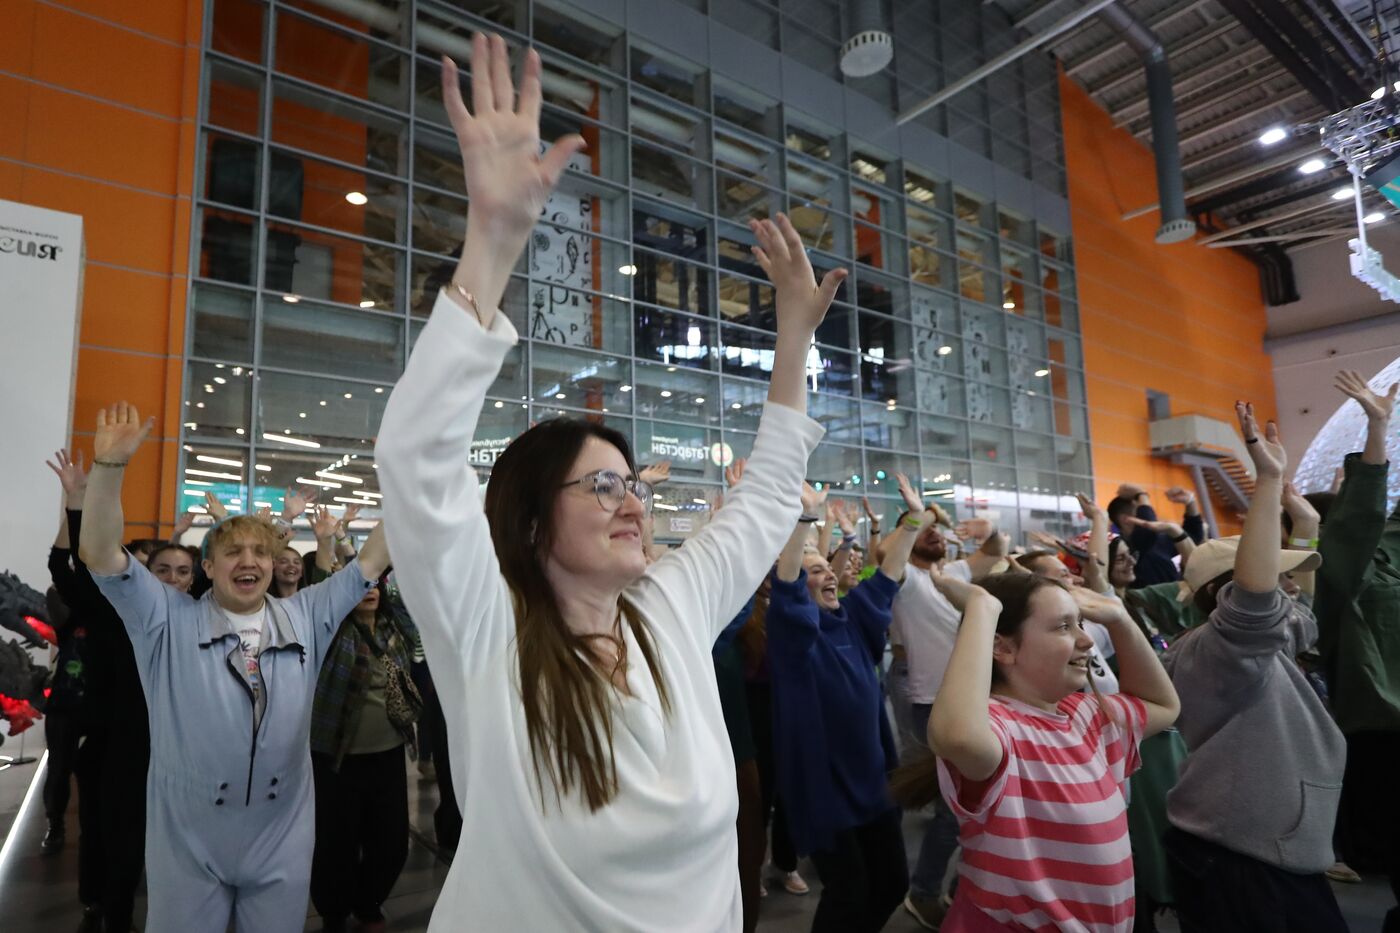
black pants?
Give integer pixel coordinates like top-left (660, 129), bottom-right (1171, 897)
top-left (42, 706), bottom-right (83, 823)
top-left (422, 683), bottom-right (461, 852)
top-left (311, 746), bottom-right (410, 923)
top-left (75, 719), bottom-right (149, 930)
top-left (1165, 827), bottom-right (1348, 933)
top-left (745, 681), bottom-right (797, 871)
top-left (809, 808), bottom-right (908, 933)
top-left (1340, 731), bottom-right (1400, 920)
top-left (410, 661), bottom-right (434, 763)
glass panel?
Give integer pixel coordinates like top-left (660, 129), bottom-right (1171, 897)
top-left (184, 361), bottom-right (251, 441)
top-left (853, 182), bottom-right (900, 229)
top-left (717, 269), bottom-right (775, 327)
top-left (720, 378), bottom-right (767, 432)
top-left (717, 172), bottom-right (781, 225)
top-left (211, 0), bottom-right (265, 64)
top-left (908, 205), bottom-right (950, 251)
top-left (1040, 227), bottom-right (1071, 261)
top-left (470, 400), bottom-right (530, 470)
top-left (262, 299), bottom-right (402, 382)
top-left (263, 221), bottom-right (402, 308)
top-left (855, 225), bottom-right (908, 276)
top-left (967, 382), bottom-right (1012, 422)
top-left (957, 231), bottom-right (996, 302)
top-left (910, 287), bottom-right (958, 332)
top-left (1057, 438), bottom-right (1093, 475)
top-left (999, 208), bottom-right (1034, 246)
top-left (202, 132), bottom-right (259, 211)
top-left (808, 392), bottom-right (863, 445)
top-left (630, 43), bottom-right (706, 109)
top-left (408, 252), bottom-right (528, 329)
top-left (968, 423), bottom-right (1014, 465)
top-left (191, 283), bottom-right (254, 363)
top-left (412, 125), bottom-right (465, 196)
top-left (962, 303), bottom-right (1005, 347)
top-left (206, 59), bottom-right (263, 135)
top-left (1006, 316), bottom-right (1045, 359)
top-left (1013, 430), bottom-right (1058, 471)
top-left (788, 156), bottom-right (848, 212)
top-left (267, 148), bottom-right (405, 245)
top-left (1010, 353), bottom-right (1053, 394)
top-left (972, 461), bottom-right (1017, 496)
top-left (409, 321), bottom-right (526, 400)
top-left (258, 370), bottom-right (385, 452)
top-left (635, 307), bottom-right (714, 370)
top-left (713, 78), bottom-right (779, 138)
top-left (530, 282), bottom-right (630, 355)
top-left (1000, 244), bottom-right (1034, 313)
top-left (632, 248), bottom-right (710, 315)
top-left (638, 420), bottom-right (721, 482)
top-left (410, 185), bottom-right (467, 256)
top-left (855, 269), bottom-right (907, 317)
top-left (909, 243), bottom-right (952, 289)
top-left (904, 166), bottom-right (943, 206)
top-left (808, 442), bottom-right (865, 490)
top-left (544, 108), bottom-right (631, 185)
top-left (530, 344), bottom-right (633, 415)
top-left (198, 208), bottom-right (258, 286)
top-left (274, 9), bottom-right (408, 109)
top-left (180, 442), bottom-right (250, 515)
top-left (858, 313), bottom-right (914, 403)
top-left (719, 324), bottom-right (856, 395)
top-left (954, 189), bottom-right (990, 227)
top-left (533, 1), bottom-right (623, 67)
top-left (532, 226), bottom-right (629, 305)
top-left (786, 204), bottom-right (850, 256)
top-left (915, 370), bottom-right (965, 416)
top-left (850, 149), bottom-right (893, 190)
top-left (861, 401), bottom-right (918, 452)
top-left (912, 327), bottom-right (961, 374)
top-left (271, 78), bottom-right (407, 176)
top-left (919, 457), bottom-right (968, 509)
top-left (631, 140), bottom-right (712, 209)
top-left (919, 414), bottom-right (970, 460)
top-left (633, 363), bottom-right (719, 425)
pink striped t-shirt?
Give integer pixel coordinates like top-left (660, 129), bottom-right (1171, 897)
top-left (936, 691), bottom-right (1147, 933)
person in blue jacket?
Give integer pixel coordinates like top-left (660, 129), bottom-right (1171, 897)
top-left (767, 475), bottom-right (927, 933)
top-left (77, 401), bottom-right (391, 933)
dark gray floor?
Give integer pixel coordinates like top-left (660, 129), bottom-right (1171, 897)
top-left (0, 737), bottom-right (1392, 932)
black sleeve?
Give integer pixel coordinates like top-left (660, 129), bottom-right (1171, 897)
top-left (1128, 505), bottom-right (1159, 552)
top-left (1184, 511), bottom-right (1206, 544)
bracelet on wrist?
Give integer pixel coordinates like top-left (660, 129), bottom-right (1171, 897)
top-left (1289, 536), bottom-right (1319, 550)
top-left (447, 281), bottom-right (485, 327)
top-left (1172, 531), bottom-right (1190, 543)
top-left (92, 459), bottom-right (127, 468)
top-left (902, 517), bottom-right (924, 531)
top-left (798, 514), bottom-right (820, 524)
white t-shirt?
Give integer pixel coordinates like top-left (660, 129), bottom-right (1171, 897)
top-left (891, 559), bottom-right (972, 705)
top-left (1084, 620), bottom-right (1120, 695)
top-left (225, 603), bottom-right (269, 728)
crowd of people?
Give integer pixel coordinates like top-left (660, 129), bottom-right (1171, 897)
top-left (13, 31), bottom-right (1398, 933)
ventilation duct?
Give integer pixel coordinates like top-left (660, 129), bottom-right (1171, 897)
top-left (841, 0), bottom-right (893, 77)
top-left (1099, 4), bottom-right (1197, 244)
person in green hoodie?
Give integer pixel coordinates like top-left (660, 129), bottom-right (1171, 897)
top-left (1314, 368), bottom-right (1400, 933)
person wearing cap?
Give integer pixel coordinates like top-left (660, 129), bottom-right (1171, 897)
top-left (1313, 370), bottom-right (1400, 928)
top-left (1159, 402), bottom-right (1346, 933)
top-left (77, 402), bottom-right (392, 933)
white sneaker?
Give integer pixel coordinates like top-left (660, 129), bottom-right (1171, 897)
top-left (781, 870), bottom-right (809, 896)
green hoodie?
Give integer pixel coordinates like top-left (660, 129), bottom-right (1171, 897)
top-left (1314, 453), bottom-right (1400, 734)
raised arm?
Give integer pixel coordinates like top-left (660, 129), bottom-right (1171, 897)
top-left (1318, 372), bottom-right (1394, 597)
top-left (927, 572), bottom-right (1005, 781)
top-left (879, 473), bottom-right (929, 581)
top-left (1077, 492), bottom-right (1111, 595)
top-left (826, 498), bottom-right (856, 580)
top-left (1339, 370), bottom-right (1396, 466)
top-left (1167, 486), bottom-right (1206, 543)
top-left (861, 496), bottom-right (882, 564)
top-left (1235, 402), bottom-right (1284, 594)
top-left (77, 404), bottom-right (154, 576)
top-left (776, 483), bottom-right (824, 583)
top-left (1072, 587), bottom-right (1178, 736)
top-left (1138, 518), bottom-right (1196, 564)
top-left (964, 527), bottom-right (1009, 581)
top-left (1282, 482), bottom-right (1321, 597)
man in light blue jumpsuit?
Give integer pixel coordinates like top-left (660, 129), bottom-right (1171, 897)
top-left (78, 401), bottom-right (392, 933)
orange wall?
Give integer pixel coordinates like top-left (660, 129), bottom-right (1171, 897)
top-left (1060, 73), bottom-right (1277, 530)
top-left (1, 0), bottom-right (202, 539)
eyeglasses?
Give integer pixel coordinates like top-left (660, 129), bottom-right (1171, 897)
top-left (560, 469), bottom-right (653, 515)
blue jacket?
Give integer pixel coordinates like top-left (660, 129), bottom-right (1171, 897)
top-left (767, 569), bottom-right (900, 853)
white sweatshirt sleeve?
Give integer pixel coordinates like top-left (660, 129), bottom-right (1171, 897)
top-left (375, 290), bottom-right (518, 668)
top-left (629, 402), bottom-right (824, 651)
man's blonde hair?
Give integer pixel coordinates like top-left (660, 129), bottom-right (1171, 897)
top-left (204, 515), bottom-right (282, 559)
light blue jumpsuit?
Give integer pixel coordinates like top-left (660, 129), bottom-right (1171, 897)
top-left (94, 553), bottom-right (376, 932)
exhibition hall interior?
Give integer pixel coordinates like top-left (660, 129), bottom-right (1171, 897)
top-left (4, 0), bottom-right (1400, 930)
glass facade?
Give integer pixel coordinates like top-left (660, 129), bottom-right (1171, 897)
top-left (186, 0), bottom-right (1089, 542)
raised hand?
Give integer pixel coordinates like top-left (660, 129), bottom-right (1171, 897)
top-left (254, 506), bottom-right (274, 522)
top-left (829, 499), bottom-right (855, 535)
top-left (93, 402), bottom-right (154, 464)
top-left (639, 460), bottom-right (672, 487)
top-left (1027, 530), bottom-right (1062, 551)
top-left (955, 517), bottom-right (994, 544)
top-left (1236, 401), bottom-right (1286, 479)
top-left (203, 491), bottom-right (229, 522)
top-left (1070, 586), bottom-right (1131, 626)
top-left (45, 449), bottom-right (88, 503)
top-left (444, 35), bottom-right (585, 246)
top-left (1075, 492), bottom-right (1105, 523)
top-left (1116, 482), bottom-right (1147, 501)
top-left (893, 471), bottom-right (923, 515)
top-left (861, 496), bottom-right (880, 528)
top-left (171, 509), bottom-right (196, 539)
top-left (930, 565), bottom-right (998, 615)
top-left (1165, 486), bottom-right (1195, 505)
top-left (1335, 369), bottom-right (1398, 422)
top-left (1282, 481), bottom-right (1321, 531)
top-left (311, 505), bottom-right (340, 541)
top-left (749, 214), bottom-right (847, 335)
top-left (799, 481), bottom-right (827, 516)
top-left (725, 457), bottom-right (747, 489)
top-left (341, 502), bottom-right (364, 525)
top-left (280, 486), bottom-right (316, 522)
top-left (1137, 519), bottom-right (1184, 537)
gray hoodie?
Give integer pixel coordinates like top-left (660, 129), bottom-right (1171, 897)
top-left (1162, 583), bottom-right (1345, 874)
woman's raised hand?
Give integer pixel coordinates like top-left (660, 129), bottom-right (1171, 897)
top-left (443, 34), bottom-right (585, 246)
top-left (93, 403), bottom-right (153, 465)
top-left (749, 214), bottom-right (847, 336)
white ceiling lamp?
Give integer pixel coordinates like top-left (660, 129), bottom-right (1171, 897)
top-left (618, 264), bottom-right (638, 276)
top-left (1258, 126), bottom-right (1288, 146)
top-left (1298, 158), bottom-right (1327, 175)
top-left (262, 432), bottom-right (321, 448)
top-left (296, 476), bottom-right (342, 488)
top-left (195, 454), bottom-right (243, 467)
top-left (345, 191), bottom-right (368, 205)
top-left (317, 470), bottom-right (364, 484)
top-left (1365, 212), bottom-right (1386, 224)
top-left (1332, 186), bottom-right (1357, 201)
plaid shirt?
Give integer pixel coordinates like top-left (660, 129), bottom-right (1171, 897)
top-left (310, 603), bottom-right (418, 770)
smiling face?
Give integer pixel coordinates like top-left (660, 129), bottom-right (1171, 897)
top-left (149, 547), bottom-right (195, 594)
top-left (273, 548), bottom-right (303, 589)
top-left (802, 551), bottom-right (840, 611)
top-left (1108, 541), bottom-right (1137, 588)
top-left (202, 530), bottom-right (276, 614)
top-left (993, 585), bottom-right (1095, 705)
top-left (544, 435), bottom-right (649, 591)
top-left (837, 546), bottom-right (862, 591)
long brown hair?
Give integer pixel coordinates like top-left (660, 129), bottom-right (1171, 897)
top-left (483, 417), bottom-right (672, 812)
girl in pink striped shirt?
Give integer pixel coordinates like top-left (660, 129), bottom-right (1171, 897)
top-left (918, 571), bottom-right (1180, 933)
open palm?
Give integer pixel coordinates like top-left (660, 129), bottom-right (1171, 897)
top-left (1236, 401), bottom-right (1285, 479)
top-left (1335, 369), bottom-right (1398, 422)
top-left (93, 403), bottom-right (153, 463)
top-left (443, 34), bottom-right (585, 242)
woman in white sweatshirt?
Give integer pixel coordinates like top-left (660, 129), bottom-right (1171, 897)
top-left (375, 33), bottom-right (847, 932)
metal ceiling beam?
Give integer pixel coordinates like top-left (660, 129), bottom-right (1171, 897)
top-left (1113, 47), bottom-right (1276, 124)
top-left (1214, 0), bottom-right (1360, 111)
top-left (1086, 20), bottom-right (1241, 98)
top-left (1131, 65), bottom-right (1290, 136)
top-left (1064, 0), bottom-right (1213, 76)
top-left (1178, 110), bottom-right (1327, 171)
top-left (1191, 172), bottom-right (1341, 218)
top-left (896, 0), bottom-right (1122, 125)
top-left (1296, 0), bottom-right (1376, 73)
top-left (1204, 229), bottom-right (1355, 246)
top-left (1176, 87), bottom-right (1312, 147)
top-left (1197, 197), bottom-right (1339, 243)
top-left (1122, 143), bottom-right (1321, 218)
top-left (1253, 0), bottom-right (1371, 103)
top-left (1013, 0), bottom-right (1074, 28)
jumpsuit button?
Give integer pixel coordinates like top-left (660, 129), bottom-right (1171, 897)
top-left (268, 792), bottom-right (277, 800)
top-left (215, 798), bottom-right (224, 806)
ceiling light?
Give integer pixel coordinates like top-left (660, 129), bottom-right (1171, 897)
top-left (693, 396), bottom-right (704, 403)
top-left (1365, 211), bottom-right (1386, 224)
top-left (333, 496), bottom-right (376, 505)
top-left (1374, 87), bottom-right (1387, 100)
top-left (320, 400), bottom-right (328, 406)
top-left (195, 402), bottom-right (205, 409)
top-left (343, 392), bottom-right (353, 399)
top-left (296, 476), bottom-right (342, 488)
top-left (1035, 368), bottom-right (1050, 377)
top-left (263, 432), bottom-right (321, 448)
top-left (620, 385), bottom-right (632, 392)
top-left (1298, 158), bottom-right (1326, 175)
top-left (299, 412), bottom-right (307, 418)
top-left (731, 402), bottom-right (742, 409)
top-left (666, 366), bottom-right (677, 372)
top-left (374, 387), bottom-right (384, 393)
top-left (235, 428), bottom-right (245, 435)
top-left (185, 422), bottom-right (198, 429)
top-left (183, 479), bottom-right (212, 486)
top-left (253, 501), bottom-right (272, 508)
top-left (555, 392), bottom-right (567, 399)
top-left (660, 390), bottom-right (673, 398)
top-left (255, 464), bottom-right (271, 472)
top-left (1333, 186), bottom-right (1356, 201)
top-left (937, 345), bottom-right (953, 356)
top-left (283, 294), bottom-right (300, 303)
top-left (358, 491), bottom-right (383, 498)
top-left (345, 191), bottom-right (368, 205)
top-left (185, 468), bottom-right (242, 481)
top-left (494, 400), bottom-right (504, 408)
top-left (1258, 126), bottom-right (1287, 145)
top-left (317, 470), bottom-right (363, 484)
top-left (1002, 301), bottom-right (1015, 309)
top-left (204, 384), bottom-right (214, 393)
top-left (213, 376), bottom-right (226, 385)
top-left (360, 300), bottom-right (375, 308)
top-left (196, 454), bottom-right (243, 467)
top-left (619, 264), bottom-right (637, 275)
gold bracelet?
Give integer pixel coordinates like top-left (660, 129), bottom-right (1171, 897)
top-left (447, 280), bottom-right (485, 327)
top-left (93, 459), bottom-right (128, 468)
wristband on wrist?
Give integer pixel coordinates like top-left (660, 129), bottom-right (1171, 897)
top-left (1289, 536), bottom-right (1320, 550)
top-left (836, 539), bottom-right (854, 551)
top-left (902, 516), bottom-right (923, 531)
top-left (93, 459), bottom-right (127, 468)
top-left (798, 514), bottom-right (820, 524)
top-left (447, 281), bottom-right (486, 327)
top-left (1172, 531), bottom-right (1190, 543)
